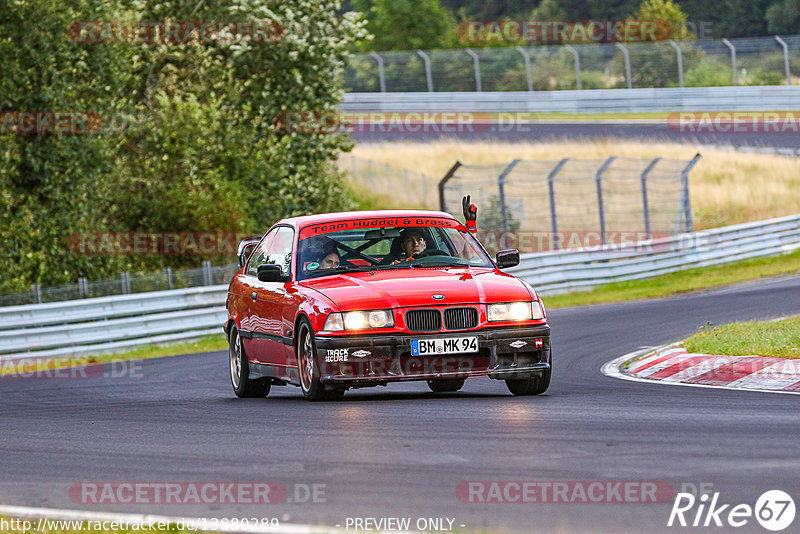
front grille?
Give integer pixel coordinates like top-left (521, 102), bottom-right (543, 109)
top-left (444, 307), bottom-right (478, 330)
top-left (405, 309), bottom-right (442, 332)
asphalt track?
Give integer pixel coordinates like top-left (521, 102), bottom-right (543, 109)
top-left (350, 121), bottom-right (800, 148)
top-left (1, 275), bottom-right (800, 533)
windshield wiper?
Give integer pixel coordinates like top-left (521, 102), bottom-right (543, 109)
top-left (410, 260), bottom-right (468, 268)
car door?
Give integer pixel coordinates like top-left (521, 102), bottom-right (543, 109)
top-left (239, 230), bottom-right (275, 360)
top-left (249, 226), bottom-right (296, 370)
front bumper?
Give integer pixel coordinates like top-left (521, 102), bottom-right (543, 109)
top-left (313, 325), bottom-right (550, 384)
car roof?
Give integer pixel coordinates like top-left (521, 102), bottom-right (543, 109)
top-left (279, 209), bottom-right (460, 228)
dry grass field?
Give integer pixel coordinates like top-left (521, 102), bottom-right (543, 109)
top-left (346, 140), bottom-right (800, 230)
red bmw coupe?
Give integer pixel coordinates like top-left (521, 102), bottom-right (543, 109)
top-left (225, 209), bottom-right (551, 401)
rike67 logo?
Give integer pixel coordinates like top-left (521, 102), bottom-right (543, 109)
top-left (668, 490), bottom-right (795, 531)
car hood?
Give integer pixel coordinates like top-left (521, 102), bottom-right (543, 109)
top-left (299, 267), bottom-right (532, 311)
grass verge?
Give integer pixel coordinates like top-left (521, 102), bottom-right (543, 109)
top-left (543, 248), bottom-right (800, 308)
top-left (683, 317), bottom-right (800, 359)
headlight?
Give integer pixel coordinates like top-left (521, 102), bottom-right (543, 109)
top-left (488, 301), bottom-right (544, 322)
top-left (323, 310), bottom-right (394, 331)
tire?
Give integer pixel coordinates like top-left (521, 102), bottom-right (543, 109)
top-left (297, 319), bottom-right (344, 401)
top-left (505, 353), bottom-right (551, 396)
top-left (229, 326), bottom-right (270, 398)
top-left (427, 379), bottom-right (465, 392)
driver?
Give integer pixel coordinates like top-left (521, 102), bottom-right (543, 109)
top-left (315, 242), bottom-right (341, 269)
top-left (397, 228), bottom-right (427, 262)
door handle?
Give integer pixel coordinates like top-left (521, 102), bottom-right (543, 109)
top-left (251, 291), bottom-right (257, 300)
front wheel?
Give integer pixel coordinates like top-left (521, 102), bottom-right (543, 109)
top-left (427, 379), bottom-right (465, 392)
top-left (229, 326), bottom-right (270, 398)
top-left (506, 353), bottom-right (551, 396)
top-left (297, 319), bottom-right (344, 402)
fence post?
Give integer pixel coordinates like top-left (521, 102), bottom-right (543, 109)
top-left (78, 277), bottom-right (88, 298)
top-left (164, 267), bottom-right (174, 289)
top-left (465, 48), bottom-right (482, 91)
top-left (668, 40), bottom-right (684, 88)
top-left (678, 153), bottom-right (702, 234)
top-left (497, 159), bottom-right (521, 231)
top-left (515, 46), bottom-right (533, 91)
top-left (640, 158), bottom-right (661, 240)
top-left (547, 158), bottom-right (569, 250)
top-left (565, 45), bottom-right (582, 90)
top-left (121, 272), bottom-right (130, 294)
top-left (416, 50), bottom-right (434, 92)
top-left (722, 38), bottom-right (737, 85)
top-left (596, 157), bottom-right (617, 245)
top-left (203, 261), bottom-right (213, 286)
top-left (615, 43), bottom-right (632, 89)
top-left (774, 36), bottom-right (791, 86)
top-left (369, 52), bottom-right (386, 92)
top-left (31, 283), bottom-right (41, 304)
top-left (438, 161), bottom-right (463, 212)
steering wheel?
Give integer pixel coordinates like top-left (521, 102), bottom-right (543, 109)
top-left (412, 249), bottom-right (449, 259)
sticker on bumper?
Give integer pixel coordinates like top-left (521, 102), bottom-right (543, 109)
top-left (411, 336), bottom-right (478, 356)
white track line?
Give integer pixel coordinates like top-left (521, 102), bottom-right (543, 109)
top-left (0, 504), bottom-right (414, 534)
top-left (601, 348), bottom-right (800, 396)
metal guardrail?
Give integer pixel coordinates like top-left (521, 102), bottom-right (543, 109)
top-left (508, 214), bottom-right (800, 294)
top-left (2, 214), bottom-right (798, 359)
top-left (340, 86), bottom-right (800, 113)
top-left (0, 286), bottom-right (228, 360)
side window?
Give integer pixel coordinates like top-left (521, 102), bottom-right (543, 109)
top-left (245, 231), bottom-right (275, 277)
top-left (265, 227), bottom-right (294, 277)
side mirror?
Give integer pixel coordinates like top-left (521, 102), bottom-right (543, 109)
top-left (257, 263), bottom-right (285, 282)
top-left (496, 249), bottom-right (520, 269)
top-left (237, 237), bottom-right (260, 268)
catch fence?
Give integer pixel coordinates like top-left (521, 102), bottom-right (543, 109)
top-left (345, 35), bottom-right (800, 92)
top-left (439, 155), bottom-right (701, 251)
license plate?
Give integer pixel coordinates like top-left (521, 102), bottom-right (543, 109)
top-left (411, 336), bottom-right (478, 356)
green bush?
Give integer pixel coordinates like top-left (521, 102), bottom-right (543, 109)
top-left (684, 59), bottom-right (734, 87)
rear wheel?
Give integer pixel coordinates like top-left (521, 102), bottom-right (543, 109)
top-left (506, 353), bottom-right (551, 396)
top-left (427, 379), bottom-right (465, 392)
top-left (229, 326), bottom-right (270, 398)
top-left (297, 319), bottom-right (344, 401)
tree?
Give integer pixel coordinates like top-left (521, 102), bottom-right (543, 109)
top-left (765, 0), bottom-right (800, 34)
top-left (530, 0), bottom-right (567, 20)
top-left (0, 0), bottom-right (132, 292)
top-left (0, 0), bottom-right (370, 292)
top-left (632, 0), bottom-right (693, 40)
top-left (351, 0), bottom-right (460, 51)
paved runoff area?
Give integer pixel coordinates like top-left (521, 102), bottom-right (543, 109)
top-left (622, 343), bottom-right (800, 393)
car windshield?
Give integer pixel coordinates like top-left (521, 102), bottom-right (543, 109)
top-left (296, 216), bottom-right (494, 280)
